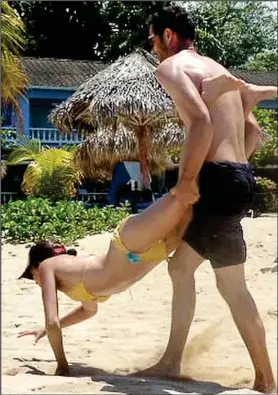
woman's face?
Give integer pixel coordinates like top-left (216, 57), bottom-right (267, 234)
top-left (31, 268), bottom-right (41, 286)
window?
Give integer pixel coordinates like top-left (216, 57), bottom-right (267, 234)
top-left (1, 103), bottom-right (15, 127)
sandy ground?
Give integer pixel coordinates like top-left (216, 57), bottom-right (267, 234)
top-left (2, 215), bottom-right (277, 395)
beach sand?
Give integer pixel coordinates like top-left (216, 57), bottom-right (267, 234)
top-left (2, 215), bottom-right (277, 394)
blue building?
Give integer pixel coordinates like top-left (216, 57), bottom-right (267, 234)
top-left (2, 57), bottom-right (105, 146)
top-left (2, 57), bottom-right (277, 145)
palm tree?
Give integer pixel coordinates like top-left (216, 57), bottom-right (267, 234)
top-left (7, 138), bottom-right (83, 200)
top-left (1, 2), bottom-right (29, 113)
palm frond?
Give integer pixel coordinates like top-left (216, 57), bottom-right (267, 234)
top-left (22, 162), bottom-right (42, 195)
top-left (7, 138), bottom-right (42, 165)
top-left (1, 2), bottom-right (26, 55)
top-left (20, 146), bottom-right (83, 198)
top-left (1, 2), bottom-right (28, 108)
top-left (1, 50), bottom-right (29, 105)
top-left (35, 148), bottom-right (83, 183)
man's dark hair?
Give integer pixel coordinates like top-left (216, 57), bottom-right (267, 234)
top-left (150, 5), bottom-right (195, 41)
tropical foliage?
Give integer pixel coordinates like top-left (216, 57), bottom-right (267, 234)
top-left (2, 198), bottom-right (130, 244)
top-left (185, 1), bottom-right (277, 68)
top-left (13, 1), bottom-right (277, 67)
top-left (7, 138), bottom-right (83, 200)
top-left (251, 108), bottom-right (278, 167)
top-left (1, 2), bottom-right (28, 112)
top-left (244, 51), bottom-right (277, 72)
top-left (253, 176), bottom-right (277, 213)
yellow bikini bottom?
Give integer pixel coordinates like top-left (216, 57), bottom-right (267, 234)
top-left (64, 282), bottom-right (110, 303)
top-left (64, 217), bottom-right (168, 301)
top-left (112, 216), bottom-right (168, 264)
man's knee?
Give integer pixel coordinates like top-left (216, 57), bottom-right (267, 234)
top-left (214, 264), bottom-right (248, 302)
top-left (168, 241), bottom-right (202, 278)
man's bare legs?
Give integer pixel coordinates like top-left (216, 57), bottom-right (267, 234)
top-left (214, 265), bottom-right (276, 393)
top-left (139, 247), bottom-right (276, 393)
top-left (137, 242), bottom-right (203, 377)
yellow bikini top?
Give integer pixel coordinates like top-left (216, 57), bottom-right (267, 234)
top-left (113, 216), bottom-right (168, 264)
top-left (63, 264), bottom-right (110, 303)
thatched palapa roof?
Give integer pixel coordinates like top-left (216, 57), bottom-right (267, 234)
top-left (76, 123), bottom-right (184, 180)
top-left (49, 49), bottom-right (185, 186)
top-left (49, 49), bottom-right (180, 132)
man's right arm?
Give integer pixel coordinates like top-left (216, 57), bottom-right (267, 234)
top-left (156, 58), bottom-right (213, 205)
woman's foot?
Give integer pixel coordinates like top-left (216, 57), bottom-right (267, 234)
top-left (201, 74), bottom-right (245, 107)
top-left (241, 84), bottom-right (278, 116)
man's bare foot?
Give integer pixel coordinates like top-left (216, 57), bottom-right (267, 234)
top-left (133, 362), bottom-right (181, 379)
top-left (201, 75), bottom-right (245, 107)
top-left (253, 377), bottom-right (276, 394)
top-left (241, 84), bottom-right (278, 116)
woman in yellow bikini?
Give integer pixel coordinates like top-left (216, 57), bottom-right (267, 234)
top-left (18, 190), bottom-right (193, 376)
top-left (17, 77), bottom-right (277, 376)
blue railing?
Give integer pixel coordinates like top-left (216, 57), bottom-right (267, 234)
top-left (3, 127), bottom-right (85, 146)
top-left (1, 192), bottom-right (22, 205)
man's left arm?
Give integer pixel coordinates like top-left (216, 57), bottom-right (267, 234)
top-left (245, 112), bottom-right (263, 160)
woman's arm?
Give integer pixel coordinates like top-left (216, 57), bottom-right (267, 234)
top-left (18, 302), bottom-right (97, 343)
top-left (60, 301), bottom-right (98, 328)
top-left (39, 261), bottom-right (68, 375)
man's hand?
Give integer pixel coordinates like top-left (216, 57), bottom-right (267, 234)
top-left (18, 328), bottom-right (46, 345)
top-left (171, 178), bottom-right (199, 207)
top-left (55, 361), bottom-right (70, 376)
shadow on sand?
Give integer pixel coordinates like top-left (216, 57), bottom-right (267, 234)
top-left (13, 357), bottom-right (235, 395)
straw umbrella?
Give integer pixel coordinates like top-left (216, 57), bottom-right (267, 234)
top-left (75, 123), bottom-right (183, 181)
top-left (50, 49), bottom-right (183, 189)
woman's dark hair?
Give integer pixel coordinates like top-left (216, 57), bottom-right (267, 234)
top-left (150, 5), bottom-right (195, 41)
top-left (18, 240), bottom-right (77, 280)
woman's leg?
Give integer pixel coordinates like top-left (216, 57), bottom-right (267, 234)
top-left (121, 192), bottom-right (191, 252)
top-left (164, 208), bottom-right (193, 253)
top-left (240, 84), bottom-right (277, 117)
top-left (202, 76), bottom-right (277, 117)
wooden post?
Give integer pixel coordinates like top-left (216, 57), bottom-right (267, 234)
top-left (138, 126), bottom-right (151, 190)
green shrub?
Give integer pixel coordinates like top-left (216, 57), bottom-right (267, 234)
top-left (254, 176), bottom-right (277, 213)
top-left (1, 198), bottom-right (130, 244)
top-left (7, 138), bottom-right (83, 201)
top-left (251, 108), bottom-right (277, 167)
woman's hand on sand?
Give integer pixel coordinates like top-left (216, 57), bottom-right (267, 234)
top-left (18, 328), bottom-right (46, 344)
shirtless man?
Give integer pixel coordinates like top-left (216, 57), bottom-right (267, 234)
top-left (144, 6), bottom-right (276, 393)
